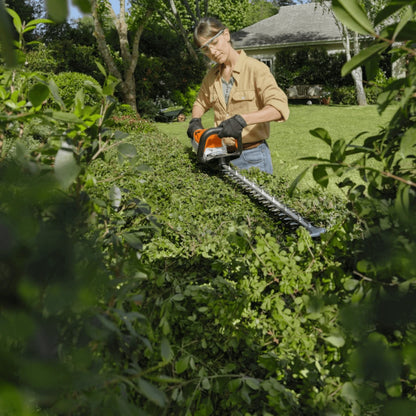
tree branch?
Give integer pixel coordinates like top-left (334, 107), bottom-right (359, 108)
top-left (91, 0), bottom-right (122, 80)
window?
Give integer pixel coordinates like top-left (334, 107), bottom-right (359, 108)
top-left (260, 58), bottom-right (273, 69)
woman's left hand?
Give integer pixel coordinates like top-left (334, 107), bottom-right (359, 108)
top-left (218, 115), bottom-right (247, 139)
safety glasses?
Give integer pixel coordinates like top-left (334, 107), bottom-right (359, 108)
top-left (199, 29), bottom-right (225, 53)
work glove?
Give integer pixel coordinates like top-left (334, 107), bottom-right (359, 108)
top-left (218, 115), bottom-right (247, 139)
top-left (187, 117), bottom-right (204, 139)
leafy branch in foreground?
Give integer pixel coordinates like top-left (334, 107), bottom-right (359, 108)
top-left (0, 9), bottom-right (172, 414)
top-left (293, 0), bottom-right (416, 413)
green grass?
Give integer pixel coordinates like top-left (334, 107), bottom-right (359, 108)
top-left (154, 104), bottom-right (397, 193)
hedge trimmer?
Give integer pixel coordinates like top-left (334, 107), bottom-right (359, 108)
top-left (191, 127), bottom-right (326, 238)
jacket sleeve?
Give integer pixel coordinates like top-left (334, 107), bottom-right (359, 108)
top-left (257, 65), bottom-right (290, 121)
top-left (193, 72), bottom-right (214, 114)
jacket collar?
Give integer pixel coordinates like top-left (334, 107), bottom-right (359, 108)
top-left (212, 50), bottom-right (247, 110)
top-left (213, 49), bottom-right (247, 84)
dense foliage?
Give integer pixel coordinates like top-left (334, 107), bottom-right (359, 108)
top-left (274, 46), bottom-right (393, 104)
top-left (291, 0), bottom-right (416, 412)
top-left (136, 20), bottom-right (206, 117)
top-left (274, 47), bottom-right (355, 91)
top-left (0, 0), bottom-right (415, 415)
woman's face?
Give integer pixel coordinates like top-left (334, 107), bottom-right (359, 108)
top-left (198, 29), bottom-right (230, 63)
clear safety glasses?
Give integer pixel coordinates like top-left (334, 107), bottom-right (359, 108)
top-left (199, 29), bottom-right (225, 53)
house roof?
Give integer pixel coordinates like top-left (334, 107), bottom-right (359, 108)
top-left (232, 2), bottom-right (342, 50)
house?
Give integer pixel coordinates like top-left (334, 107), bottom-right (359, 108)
top-left (231, 2), bottom-right (344, 74)
top-left (232, 2), bottom-right (405, 80)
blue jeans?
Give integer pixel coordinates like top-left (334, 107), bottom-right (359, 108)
top-left (230, 142), bottom-right (273, 174)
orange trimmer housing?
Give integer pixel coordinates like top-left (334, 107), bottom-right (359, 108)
top-left (191, 127), bottom-right (243, 163)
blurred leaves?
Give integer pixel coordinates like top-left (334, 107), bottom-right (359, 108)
top-left (0, 3), bottom-right (17, 66)
top-left (292, 0), bottom-right (416, 413)
top-left (46, 0), bottom-right (69, 23)
top-left (1, 1), bottom-right (416, 415)
top-left (54, 143), bottom-right (81, 189)
top-left (332, 0), bottom-right (374, 35)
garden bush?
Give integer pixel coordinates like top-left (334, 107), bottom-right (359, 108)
top-left (135, 21), bottom-right (207, 117)
top-left (0, 50), bottom-right (176, 414)
top-left (136, 96), bottom-right (162, 120)
top-left (25, 43), bottom-right (59, 73)
top-left (275, 46), bottom-right (391, 106)
top-left (51, 42), bottom-right (102, 78)
top-left (109, 103), bottom-right (158, 133)
top-left (85, 125), bottom-right (351, 415)
top-left (331, 85), bottom-right (384, 105)
top-left (52, 71), bottom-right (102, 107)
top-left (170, 83), bottom-right (201, 114)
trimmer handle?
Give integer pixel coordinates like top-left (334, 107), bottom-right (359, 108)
top-left (195, 127), bottom-right (243, 163)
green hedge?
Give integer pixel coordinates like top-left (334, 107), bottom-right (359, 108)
top-left (84, 128), bottom-right (352, 415)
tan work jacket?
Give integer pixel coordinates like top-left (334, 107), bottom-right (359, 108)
top-left (193, 50), bottom-right (290, 144)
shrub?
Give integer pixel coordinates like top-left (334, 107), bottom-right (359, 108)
top-left (25, 44), bottom-right (59, 73)
top-left (85, 128), bottom-right (349, 415)
top-left (331, 86), bottom-right (357, 105)
top-left (22, 117), bottom-right (53, 143)
top-left (364, 85), bottom-right (383, 104)
top-left (137, 97), bottom-right (161, 120)
top-left (136, 23), bottom-right (206, 113)
top-left (56, 43), bottom-right (102, 79)
top-left (293, 0), bottom-right (416, 413)
top-left (331, 85), bottom-right (385, 105)
top-left (109, 104), bottom-right (157, 133)
top-left (52, 71), bottom-right (101, 107)
top-left (170, 83), bottom-right (200, 114)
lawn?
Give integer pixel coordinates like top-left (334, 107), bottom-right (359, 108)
top-left (155, 104), bottom-right (397, 193)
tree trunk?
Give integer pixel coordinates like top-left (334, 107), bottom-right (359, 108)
top-left (119, 77), bottom-right (138, 111)
top-left (352, 67), bottom-right (367, 106)
top-left (352, 31), bottom-right (367, 105)
top-left (91, 0), bottom-right (151, 113)
top-left (91, 0), bottom-right (122, 80)
top-left (340, 23), bottom-right (367, 106)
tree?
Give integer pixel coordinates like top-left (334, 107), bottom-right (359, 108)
top-left (91, 0), bottom-right (154, 112)
top-left (325, 0), bottom-right (394, 106)
top-left (157, 0), bottom-right (200, 61)
top-left (157, 0), bottom-right (252, 63)
top-left (245, 0), bottom-right (279, 27)
top-left (318, 1), bottom-right (367, 105)
top-left (38, 16), bottom-right (102, 78)
top-left (338, 22), bottom-right (367, 105)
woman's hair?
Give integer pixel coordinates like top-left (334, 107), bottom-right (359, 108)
top-left (193, 17), bottom-right (227, 47)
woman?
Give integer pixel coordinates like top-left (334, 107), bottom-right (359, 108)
top-left (187, 17), bottom-right (290, 174)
